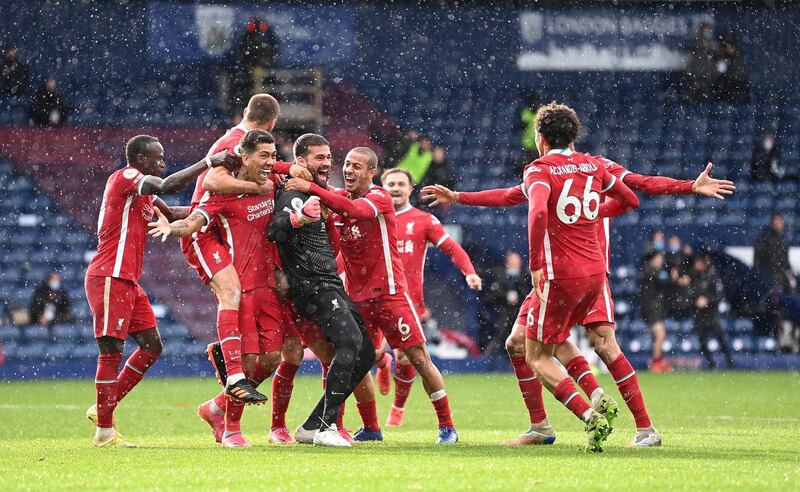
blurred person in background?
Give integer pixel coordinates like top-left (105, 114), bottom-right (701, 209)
top-left (236, 14), bottom-right (280, 103)
top-left (398, 134), bottom-right (433, 185)
top-left (750, 132), bottom-right (783, 182)
top-left (0, 44), bottom-right (29, 98)
top-left (518, 92), bottom-right (541, 168)
top-left (666, 235), bottom-right (694, 319)
top-left (640, 250), bottom-right (673, 372)
top-left (480, 251), bottom-right (529, 357)
top-left (29, 271), bottom-right (72, 335)
top-left (754, 213), bottom-right (798, 352)
top-left (420, 145), bottom-right (454, 191)
top-left (715, 31), bottom-right (750, 103)
top-left (645, 229), bottom-right (665, 254)
top-left (686, 21), bottom-right (721, 102)
top-left (29, 76), bottom-right (69, 126)
top-left (690, 254), bottom-right (734, 369)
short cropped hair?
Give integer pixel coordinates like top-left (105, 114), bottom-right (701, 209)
top-left (381, 167), bottom-right (412, 184)
top-left (350, 147), bottom-right (378, 169)
top-left (245, 94), bottom-right (280, 124)
top-left (239, 129), bottom-right (275, 155)
top-left (293, 133), bottom-right (330, 160)
top-left (535, 102), bottom-right (581, 149)
top-left (125, 135), bottom-right (159, 164)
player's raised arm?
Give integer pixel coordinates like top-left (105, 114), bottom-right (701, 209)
top-left (421, 184), bottom-right (526, 208)
top-left (285, 178), bottom-right (384, 221)
top-left (138, 150), bottom-right (239, 196)
top-left (608, 158), bottom-right (735, 199)
top-left (203, 165), bottom-right (273, 196)
top-left (147, 207), bottom-right (207, 242)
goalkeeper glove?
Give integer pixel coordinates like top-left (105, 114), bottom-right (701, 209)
top-left (290, 197), bottom-right (321, 228)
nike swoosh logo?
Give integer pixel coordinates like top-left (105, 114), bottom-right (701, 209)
top-left (587, 309), bottom-right (598, 316)
top-left (401, 334), bottom-right (412, 342)
top-left (331, 391), bottom-right (345, 396)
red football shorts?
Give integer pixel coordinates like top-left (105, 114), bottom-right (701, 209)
top-left (581, 277), bottom-right (616, 330)
top-left (280, 299), bottom-right (325, 348)
top-left (85, 275), bottom-right (157, 340)
top-left (356, 292), bottom-right (425, 350)
top-left (525, 273), bottom-right (606, 345)
top-left (180, 232), bottom-right (231, 285)
top-left (515, 294), bottom-right (535, 328)
top-left (239, 287), bottom-right (283, 354)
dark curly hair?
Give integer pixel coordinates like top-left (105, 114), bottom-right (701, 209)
top-left (535, 102), bottom-right (580, 149)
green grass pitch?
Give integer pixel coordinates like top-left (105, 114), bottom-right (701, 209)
top-left (1, 371), bottom-right (798, 491)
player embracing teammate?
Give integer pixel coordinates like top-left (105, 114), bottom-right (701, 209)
top-left (286, 147), bottom-right (459, 444)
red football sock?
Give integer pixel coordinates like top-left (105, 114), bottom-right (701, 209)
top-left (225, 398), bottom-right (245, 434)
top-left (116, 349), bottom-right (159, 402)
top-left (553, 378), bottom-right (591, 421)
top-left (392, 363), bottom-right (416, 409)
top-left (566, 356), bottom-right (601, 400)
top-left (356, 400), bottom-right (380, 432)
top-left (212, 391), bottom-right (227, 414)
top-left (248, 363), bottom-right (271, 388)
top-left (271, 361), bottom-right (299, 429)
top-left (430, 391), bottom-right (454, 429)
top-left (510, 355), bottom-right (547, 424)
top-left (217, 309), bottom-right (243, 380)
top-left (321, 361), bottom-right (330, 388)
top-left (376, 351), bottom-right (391, 370)
top-left (95, 352), bottom-right (123, 428)
top-left (607, 354), bottom-right (652, 429)
top-left (338, 403), bottom-right (346, 429)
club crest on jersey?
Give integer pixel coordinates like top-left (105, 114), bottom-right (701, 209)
top-left (406, 222), bottom-right (415, 235)
top-left (212, 251), bottom-right (222, 264)
top-left (344, 224), bottom-right (362, 240)
top-left (117, 318), bottom-right (125, 328)
top-left (122, 168), bottom-right (139, 180)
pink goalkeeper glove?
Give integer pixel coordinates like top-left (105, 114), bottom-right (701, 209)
top-left (290, 196), bottom-right (321, 228)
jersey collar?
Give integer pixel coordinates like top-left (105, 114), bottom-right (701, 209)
top-left (395, 204), bottom-right (413, 215)
top-left (547, 147), bottom-right (574, 156)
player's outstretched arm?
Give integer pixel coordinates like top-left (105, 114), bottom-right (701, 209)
top-left (618, 162), bottom-right (734, 199)
top-left (147, 208), bottom-right (207, 242)
top-left (421, 184), bottom-right (526, 208)
top-left (139, 150), bottom-right (238, 196)
top-left (285, 179), bottom-right (379, 220)
top-left (204, 165), bottom-right (273, 196)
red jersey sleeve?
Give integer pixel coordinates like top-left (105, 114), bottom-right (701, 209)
top-left (598, 166), bottom-right (640, 218)
top-left (524, 164), bottom-right (551, 272)
top-left (459, 185), bottom-right (527, 207)
top-left (309, 183), bottom-right (392, 220)
top-left (194, 194), bottom-right (231, 227)
top-left (114, 167), bottom-right (147, 197)
top-left (274, 161), bottom-right (292, 175)
top-left (604, 158), bottom-right (693, 195)
top-left (424, 214), bottom-right (448, 246)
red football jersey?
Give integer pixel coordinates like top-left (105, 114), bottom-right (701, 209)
top-left (394, 205), bottom-right (476, 308)
top-left (86, 167), bottom-right (155, 282)
top-left (196, 192), bottom-right (277, 291)
top-left (332, 185), bottom-right (408, 302)
top-left (524, 150), bottom-right (617, 280)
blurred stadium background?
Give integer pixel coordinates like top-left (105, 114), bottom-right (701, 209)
top-left (1, 0), bottom-right (799, 380)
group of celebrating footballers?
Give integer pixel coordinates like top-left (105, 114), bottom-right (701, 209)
top-left (83, 93), bottom-right (735, 452)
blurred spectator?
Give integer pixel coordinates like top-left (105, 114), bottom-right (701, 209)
top-left (750, 132), bottom-right (783, 182)
top-left (237, 15), bottom-right (280, 101)
top-left (666, 236), bottom-right (694, 319)
top-left (686, 22), bottom-right (722, 102)
top-left (398, 134), bottom-right (433, 185)
top-left (754, 213), bottom-right (795, 292)
top-left (644, 229), bottom-right (665, 254)
top-left (28, 272), bottom-right (72, 331)
top-left (420, 145), bottom-right (454, 190)
top-left (518, 92), bottom-right (541, 166)
top-left (715, 31), bottom-right (750, 103)
top-left (640, 250), bottom-right (673, 372)
top-left (690, 254), bottom-right (734, 369)
top-left (29, 76), bottom-right (69, 126)
top-left (479, 251), bottom-right (529, 356)
top-left (0, 44), bottom-right (29, 97)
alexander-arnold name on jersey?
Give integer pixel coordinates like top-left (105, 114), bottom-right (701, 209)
top-left (549, 162), bottom-right (598, 176)
top-left (246, 199), bottom-right (274, 221)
